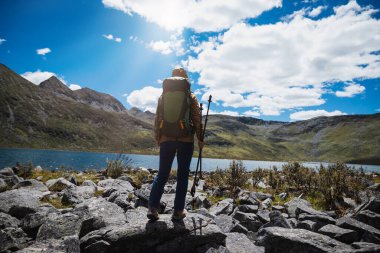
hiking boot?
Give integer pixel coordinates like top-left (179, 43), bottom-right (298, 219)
top-left (147, 207), bottom-right (159, 221)
top-left (172, 209), bottom-right (186, 220)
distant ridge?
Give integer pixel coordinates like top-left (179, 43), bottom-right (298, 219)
top-left (0, 63), bottom-right (379, 164)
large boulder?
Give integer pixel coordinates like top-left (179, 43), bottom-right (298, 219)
top-left (257, 227), bottom-right (353, 253)
top-left (0, 178), bottom-right (7, 192)
top-left (0, 167), bottom-right (15, 176)
top-left (358, 196), bottom-right (380, 214)
top-left (209, 198), bottom-right (234, 216)
top-left (354, 210), bottom-right (380, 230)
top-left (284, 198), bottom-right (311, 218)
top-left (237, 190), bottom-right (260, 205)
top-left (73, 197), bottom-right (127, 237)
top-left (0, 212), bottom-right (21, 229)
top-left (15, 235), bottom-right (80, 253)
top-left (46, 177), bottom-right (75, 192)
top-left (237, 204), bottom-right (259, 214)
top-left (336, 216), bottom-right (380, 243)
top-left (298, 213), bottom-right (336, 230)
top-left (250, 192), bottom-right (273, 201)
top-left (134, 188), bottom-right (166, 212)
top-left (21, 205), bottom-right (59, 239)
top-left (61, 185), bottom-right (95, 205)
top-left (351, 242), bottom-right (380, 253)
top-left (0, 189), bottom-right (40, 219)
top-left (225, 233), bottom-right (264, 253)
top-left (0, 227), bottom-right (31, 252)
top-left (36, 212), bottom-right (83, 241)
top-left (232, 211), bottom-right (263, 232)
top-left (317, 224), bottom-right (359, 244)
top-left (80, 213), bottom-right (226, 253)
top-left (102, 179), bottom-right (134, 197)
top-left (261, 211), bottom-right (292, 229)
top-left (214, 214), bottom-right (240, 233)
top-left (12, 179), bottom-right (48, 192)
top-left (0, 168), bottom-right (23, 187)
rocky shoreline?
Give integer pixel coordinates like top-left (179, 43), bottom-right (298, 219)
top-left (0, 166), bottom-right (379, 253)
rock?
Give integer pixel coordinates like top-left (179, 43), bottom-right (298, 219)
top-left (214, 214), bottom-right (237, 233)
top-left (81, 180), bottom-right (97, 189)
top-left (295, 204), bottom-right (327, 218)
top-left (46, 177), bottom-right (75, 192)
top-left (250, 192), bottom-right (273, 201)
top-left (0, 189), bottom-right (40, 218)
top-left (359, 196), bottom-right (380, 214)
top-left (193, 195), bottom-right (212, 209)
top-left (61, 185), bottom-right (95, 205)
top-left (0, 173), bottom-right (23, 187)
top-left (21, 205), bottom-right (59, 239)
top-left (272, 205), bottom-right (285, 212)
top-left (80, 213), bottom-right (226, 253)
top-left (317, 224), bottom-right (359, 244)
top-left (97, 178), bottom-right (115, 188)
top-left (101, 179), bottom-right (134, 196)
top-left (298, 213), bottom-right (336, 230)
top-left (73, 197), bottom-right (127, 237)
top-left (16, 235), bottom-right (80, 253)
top-left (36, 212), bottom-right (83, 241)
top-left (230, 223), bottom-right (249, 234)
top-left (256, 210), bottom-right (270, 224)
top-left (278, 192), bottom-right (287, 200)
top-left (212, 188), bottom-right (223, 198)
top-left (287, 218), bottom-right (298, 228)
top-left (367, 183), bottom-right (380, 191)
top-left (36, 176), bottom-right (43, 181)
top-left (209, 198), bottom-right (234, 216)
top-left (281, 213), bottom-right (289, 219)
top-left (125, 206), bottom-right (148, 223)
top-left (261, 211), bottom-right (292, 229)
top-left (160, 193), bottom-right (193, 214)
top-left (225, 233), bottom-right (264, 253)
top-left (66, 174), bottom-right (78, 186)
top-left (262, 198), bottom-right (272, 209)
top-left (237, 204), bottom-right (259, 213)
top-left (192, 208), bottom-right (216, 220)
top-left (257, 227), bottom-right (353, 253)
top-left (354, 210), bottom-right (380, 230)
top-left (284, 197), bottom-right (311, 218)
top-left (351, 242), bottom-right (380, 253)
top-left (337, 216), bottom-right (380, 243)
top-left (0, 227), bottom-right (31, 252)
top-left (33, 166), bottom-right (43, 172)
top-left (237, 190), bottom-right (260, 205)
top-left (232, 211), bottom-right (263, 232)
top-left (0, 212), bottom-right (21, 229)
top-left (12, 179), bottom-right (49, 192)
top-left (164, 184), bottom-right (176, 194)
top-left (298, 220), bottom-right (319, 231)
top-left (0, 178), bottom-right (7, 192)
top-left (0, 167), bottom-right (15, 176)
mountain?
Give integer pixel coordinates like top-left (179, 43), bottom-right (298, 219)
top-left (0, 64), bottom-right (155, 153)
top-left (0, 63), bottom-right (379, 164)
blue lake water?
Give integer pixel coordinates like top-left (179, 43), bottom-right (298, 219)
top-left (0, 147), bottom-right (379, 173)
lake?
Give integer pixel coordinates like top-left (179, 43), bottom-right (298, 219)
top-left (0, 147), bottom-right (379, 173)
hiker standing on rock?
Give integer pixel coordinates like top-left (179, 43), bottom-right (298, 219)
top-left (148, 67), bottom-right (203, 221)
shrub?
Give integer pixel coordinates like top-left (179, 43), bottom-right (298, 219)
top-left (106, 153), bottom-right (133, 179)
top-left (208, 167), bottom-right (228, 189)
top-left (251, 168), bottom-right (266, 188)
top-left (226, 160), bottom-right (249, 196)
top-left (15, 161), bottom-right (33, 178)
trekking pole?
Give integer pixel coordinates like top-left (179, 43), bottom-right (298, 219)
top-left (190, 95), bottom-right (212, 197)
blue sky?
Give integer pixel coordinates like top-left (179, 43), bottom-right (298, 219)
top-left (0, 0), bottom-right (379, 122)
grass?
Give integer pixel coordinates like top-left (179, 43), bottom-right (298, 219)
top-left (40, 196), bottom-right (73, 209)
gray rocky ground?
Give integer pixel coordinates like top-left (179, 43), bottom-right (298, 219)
top-left (0, 166), bottom-right (379, 253)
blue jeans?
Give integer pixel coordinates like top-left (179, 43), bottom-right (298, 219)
top-left (148, 141), bottom-right (194, 211)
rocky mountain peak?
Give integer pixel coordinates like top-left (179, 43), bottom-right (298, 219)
top-left (73, 87), bottom-right (126, 112)
top-left (39, 76), bottom-right (74, 100)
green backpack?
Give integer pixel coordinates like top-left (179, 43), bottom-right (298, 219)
top-left (159, 77), bottom-right (193, 138)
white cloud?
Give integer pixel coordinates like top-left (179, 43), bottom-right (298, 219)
top-left (126, 86), bottom-right (162, 113)
top-left (335, 82), bottom-right (365, 97)
top-left (69, 84), bottom-right (81, 91)
top-left (21, 70), bottom-right (59, 85)
top-left (36, 48), bottom-right (51, 56)
top-left (0, 38), bottom-right (6, 45)
top-left (21, 70), bottom-right (82, 91)
top-left (209, 109), bottom-right (240, 117)
top-left (148, 33), bottom-right (184, 56)
top-left (102, 0), bottom-right (282, 32)
top-left (103, 34), bottom-right (122, 43)
top-left (308, 6), bottom-right (327, 17)
top-left (290, 109), bottom-right (347, 121)
top-left (243, 110), bottom-right (261, 117)
top-left (185, 1), bottom-right (380, 116)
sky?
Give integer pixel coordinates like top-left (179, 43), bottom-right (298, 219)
top-left (0, 0), bottom-right (379, 122)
